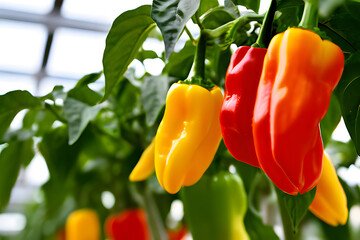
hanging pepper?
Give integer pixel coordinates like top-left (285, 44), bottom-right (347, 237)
top-left (181, 171), bottom-right (249, 240)
top-left (65, 209), bottom-right (100, 240)
top-left (155, 83), bottom-right (223, 194)
top-left (309, 152), bottom-right (348, 226)
top-left (105, 209), bottom-right (150, 240)
top-left (129, 138), bottom-right (155, 181)
top-left (220, 0), bottom-right (276, 168)
top-left (252, 27), bottom-right (344, 195)
top-left (220, 47), bottom-right (266, 167)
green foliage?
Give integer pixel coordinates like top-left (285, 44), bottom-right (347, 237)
top-left (276, 187), bottom-right (317, 233)
top-left (0, 91), bottom-right (40, 140)
top-left (141, 76), bottom-right (169, 126)
top-left (0, 139), bottom-right (34, 211)
top-left (151, 0), bottom-right (200, 58)
top-left (320, 94), bottom-right (342, 147)
top-left (103, 5), bottom-right (155, 100)
top-left (1, 0), bottom-right (360, 239)
top-left (335, 51), bottom-right (360, 155)
top-left (231, 0), bottom-right (261, 12)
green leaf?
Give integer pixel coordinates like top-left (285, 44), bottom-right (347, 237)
top-left (0, 91), bottom-right (40, 140)
top-left (319, 2), bottom-right (360, 52)
top-left (276, 0), bottom-right (303, 10)
top-left (198, 0), bottom-right (219, 16)
top-left (325, 140), bottom-right (358, 167)
top-left (103, 5), bottom-right (155, 100)
top-left (42, 178), bottom-right (68, 218)
top-left (63, 98), bottom-right (101, 145)
top-left (67, 71), bottom-right (103, 106)
top-left (163, 40), bottom-right (196, 80)
top-left (224, 0), bottom-right (241, 18)
top-left (141, 76), bottom-right (169, 126)
top-left (38, 126), bottom-right (81, 180)
top-left (334, 51), bottom-right (360, 155)
top-left (276, 187), bottom-right (317, 232)
top-left (320, 94), bottom-right (342, 147)
top-left (319, 0), bottom-right (345, 17)
top-left (151, 0), bottom-right (200, 58)
top-left (206, 45), bottom-right (232, 87)
top-left (244, 208), bottom-right (280, 240)
top-left (232, 0), bottom-right (260, 12)
top-left (0, 139), bottom-right (34, 210)
top-left (136, 49), bottom-right (160, 62)
top-left (201, 7), bottom-right (235, 29)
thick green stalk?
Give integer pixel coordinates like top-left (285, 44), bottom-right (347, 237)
top-left (193, 33), bottom-right (206, 82)
top-left (252, 0), bottom-right (277, 48)
top-left (298, 0), bottom-right (319, 29)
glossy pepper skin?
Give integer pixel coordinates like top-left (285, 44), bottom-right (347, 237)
top-left (155, 83), bottom-right (223, 194)
top-left (253, 28), bottom-right (344, 195)
top-left (309, 152), bottom-right (348, 226)
top-left (181, 171), bottom-right (249, 240)
top-left (104, 209), bottom-right (150, 240)
top-left (129, 138), bottom-right (155, 181)
top-left (220, 46), bottom-right (267, 167)
top-left (65, 209), bottom-right (100, 240)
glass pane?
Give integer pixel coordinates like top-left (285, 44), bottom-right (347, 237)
top-left (0, 73), bottom-right (36, 95)
top-left (46, 28), bottom-right (106, 79)
top-left (61, 0), bottom-right (152, 25)
top-left (0, 0), bottom-right (54, 14)
top-left (0, 20), bottom-right (47, 74)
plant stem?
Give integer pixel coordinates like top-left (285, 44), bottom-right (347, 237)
top-left (44, 103), bottom-right (67, 123)
top-left (252, 0), bottom-right (277, 48)
top-left (143, 185), bottom-right (168, 240)
top-left (185, 26), bottom-right (196, 44)
top-left (193, 32), bottom-right (206, 81)
top-left (276, 189), bottom-right (300, 240)
top-left (298, 0), bottom-right (319, 30)
top-left (228, 14), bottom-right (264, 43)
top-left (194, 12), bottom-right (205, 30)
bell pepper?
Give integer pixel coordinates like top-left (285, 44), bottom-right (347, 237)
top-left (252, 27), bottom-right (344, 195)
top-left (104, 209), bottom-right (150, 240)
top-left (309, 152), bottom-right (348, 226)
top-left (220, 46), bottom-right (266, 167)
top-left (65, 209), bottom-right (100, 240)
top-left (181, 171), bottom-right (249, 240)
top-left (129, 138), bottom-right (155, 181)
top-left (155, 83), bottom-right (223, 194)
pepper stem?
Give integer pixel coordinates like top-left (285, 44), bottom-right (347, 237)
top-left (252, 0), bottom-right (277, 48)
top-left (298, 0), bottom-right (319, 30)
top-left (193, 32), bottom-right (206, 82)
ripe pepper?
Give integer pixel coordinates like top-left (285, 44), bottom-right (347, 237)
top-left (220, 46), bottom-right (266, 167)
top-left (181, 171), bottom-right (249, 240)
top-left (65, 209), bottom-right (100, 240)
top-left (129, 138), bottom-right (155, 181)
top-left (155, 83), bottom-right (223, 194)
top-left (309, 152), bottom-right (348, 226)
top-left (252, 27), bottom-right (344, 195)
top-left (104, 209), bottom-right (150, 240)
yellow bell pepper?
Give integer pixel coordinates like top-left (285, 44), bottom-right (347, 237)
top-left (65, 209), bottom-right (100, 240)
top-left (129, 139), bottom-right (155, 181)
top-left (309, 152), bottom-right (348, 226)
top-left (155, 83), bottom-right (223, 194)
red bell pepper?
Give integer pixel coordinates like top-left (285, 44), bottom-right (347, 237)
top-left (220, 46), bottom-right (266, 167)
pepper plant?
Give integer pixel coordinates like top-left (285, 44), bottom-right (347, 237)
top-left (0, 0), bottom-right (360, 239)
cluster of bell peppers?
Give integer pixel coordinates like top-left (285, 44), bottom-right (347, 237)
top-left (128, 0), bottom-right (348, 232)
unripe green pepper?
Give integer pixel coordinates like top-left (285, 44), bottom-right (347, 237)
top-left (181, 171), bottom-right (249, 240)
